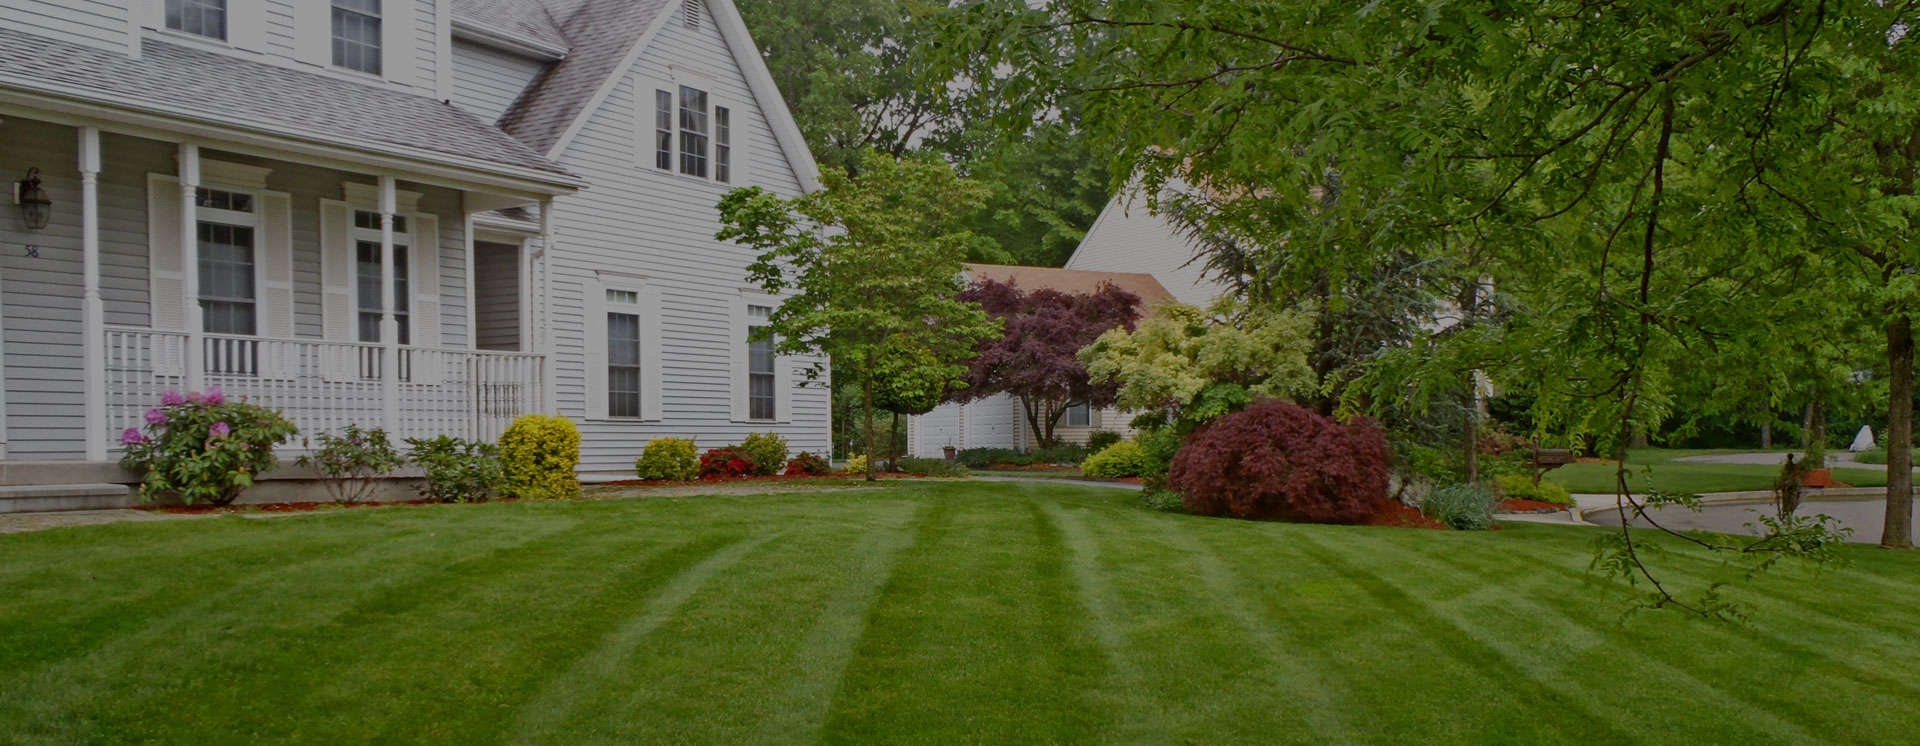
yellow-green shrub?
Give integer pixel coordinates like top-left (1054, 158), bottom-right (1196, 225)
top-left (844, 454), bottom-right (869, 475)
top-left (1082, 440), bottom-right (1150, 479)
top-left (635, 437), bottom-right (698, 481)
top-left (1495, 473), bottom-right (1573, 507)
top-left (739, 432), bottom-right (790, 476)
top-left (499, 414), bottom-right (581, 500)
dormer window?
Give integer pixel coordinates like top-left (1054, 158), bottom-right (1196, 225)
top-left (166, 0), bottom-right (227, 40)
top-left (332, 0), bottom-right (384, 75)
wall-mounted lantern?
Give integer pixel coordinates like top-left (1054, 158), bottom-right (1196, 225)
top-left (14, 167), bottom-right (51, 230)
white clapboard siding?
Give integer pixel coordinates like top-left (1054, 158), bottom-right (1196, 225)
top-left (544, 0), bottom-right (831, 470)
top-left (0, 0), bottom-right (132, 54)
top-left (1064, 180), bottom-right (1233, 308)
top-left (451, 41), bottom-right (547, 123)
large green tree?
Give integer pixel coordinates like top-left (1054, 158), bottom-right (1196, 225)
top-left (716, 152), bottom-right (1002, 481)
top-left (940, 0), bottom-right (1898, 610)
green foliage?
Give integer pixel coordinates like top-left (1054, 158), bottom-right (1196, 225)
top-left (872, 340), bottom-right (954, 417)
top-left (897, 457), bottom-right (969, 478)
top-left (1495, 474), bottom-right (1574, 508)
top-left (119, 388), bottom-right (299, 507)
top-left (635, 438), bottom-right (700, 482)
top-left (405, 436), bottom-right (501, 503)
top-left (1140, 486), bottom-right (1186, 513)
top-left (1081, 297), bottom-right (1316, 432)
top-left (953, 445), bottom-right (1092, 469)
top-left (739, 432), bottom-right (791, 477)
top-left (497, 414), bottom-right (580, 500)
top-left (718, 152), bottom-right (1003, 481)
top-left (785, 452), bottom-right (833, 476)
top-left (844, 454), bottom-right (869, 476)
top-left (1423, 483), bottom-right (1499, 531)
top-left (1851, 448), bottom-right (1916, 466)
top-left (1081, 441), bottom-right (1149, 479)
top-left (297, 426), bottom-right (403, 505)
top-left (1086, 431), bottom-right (1123, 452)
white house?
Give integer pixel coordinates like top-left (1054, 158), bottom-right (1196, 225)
top-left (1065, 180), bottom-right (1232, 307)
top-left (0, 0), bottom-right (827, 503)
top-left (905, 262), bottom-right (1172, 457)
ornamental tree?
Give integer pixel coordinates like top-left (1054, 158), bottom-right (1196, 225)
top-left (716, 151), bottom-right (1002, 481)
top-left (1081, 297), bottom-right (1317, 433)
top-left (947, 278), bottom-right (1141, 448)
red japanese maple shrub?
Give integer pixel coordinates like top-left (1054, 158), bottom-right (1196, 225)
top-left (1169, 400), bottom-right (1391, 523)
top-left (699, 446), bottom-right (756, 479)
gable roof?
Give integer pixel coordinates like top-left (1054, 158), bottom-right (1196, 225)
top-left (0, 28), bottom-right (577, 186)
top-left (451, 0), bottom-right (570, 58)
top-left (498, 0), bottom-right (673, 154)
top-left (498, 0), bottom-right (822, 191)
top-left (963, 263), bottom-right (1176, 311)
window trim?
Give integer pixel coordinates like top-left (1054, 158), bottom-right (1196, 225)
top-left (330, 0), bottom-right (385, 76)
top-left (587, 272), bottom-right (662, 422)
top-left (642, 70), bottom-right (744, 184)
top-left (345, 209), bottom-right (419, 347)
top-left (1062, 402), bottom-right (1092, 428)
top-left (732, 290), bottom-right (786, 424)
top-left (192, 182), bottom-right (266, 339)
top-left (163, 0), bottom-right (229, 42)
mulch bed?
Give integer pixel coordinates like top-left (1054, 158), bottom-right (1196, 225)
top-left (1363, 501), bottom-right (1451, 530)
top-left (1497, 498), bottom-right (1570, 514)
top-left (597, 473), bottom-right (922, 488)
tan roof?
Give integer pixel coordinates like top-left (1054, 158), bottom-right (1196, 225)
top-left (963, 263), bottom-right (1175, 310)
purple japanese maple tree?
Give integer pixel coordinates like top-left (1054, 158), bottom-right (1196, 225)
top-left (947, 278), bottom-right (1142, 448)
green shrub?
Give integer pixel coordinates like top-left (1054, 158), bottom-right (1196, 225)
top-left (635, 437), bottom-right (699, 481)
top-left (1135, 426), bottom-right (1184, 488)
top-left (1087, 431), bottom-right (1124, 452)
top-left (739, 432), bottom-right (790, 476)
top-left (1031, 445), bottom-right (1091, 465)
top-left (844, 453), bottom-right (869, 475)
top-left (1852, 447), bottom-right (1917, 465)
top-left (955, 447), bottom-right (1018, 469)
top-left (1423, 483), bottom-right (1498, 530)
top-left (120, 387), bottom-right (299, 506)
top-left (1495, 473), bottom-right (1574, 507)
top-left (954, 445), bottom-right (1091, 469)
top-left (1082, 440), bottom-right (1150, 479)
top-left (297, 425), bottom-right (404, 504)
top-left (498, 414), bottom-right (581, 500)
top-left (898, 457), bottom-right (968, 477)
top-left (1141, 486), bottom-right (1186, 513)
top-left (406, 436), bottom-right (501, 503)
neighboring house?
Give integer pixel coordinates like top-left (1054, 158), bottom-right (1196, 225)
top-left (1065, 179), bottom-right (1233, 307)
top-left (905, 263), bottom-right (1171, 457)
top-left (0, 0), bottom-right (826, 488)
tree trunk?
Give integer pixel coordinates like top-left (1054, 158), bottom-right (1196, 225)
top-left (1885, 315), bottom-right (1913, 548)
top-left (1464, 403), bottom-right (1480, 484)
top-left (1805, 400), bottom-right (1827, 468)
top-left (1760, 421), bottom-right (1772, 450)
top-left (862, 375), bottom-right (878, 483)
top-left (889, 414), bottom-right (901, 472)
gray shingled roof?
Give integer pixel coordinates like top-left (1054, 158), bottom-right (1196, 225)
top-left (0, 28), bottom-right (574, 181)
top-left (498, 0), bottom-right (672, 154)
top-left (451, 0), bottom-right (569, 53)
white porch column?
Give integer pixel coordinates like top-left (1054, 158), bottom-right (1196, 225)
top-left (179, 143), bottom-right (204, 391)
top-left (538, 199), bottom-right (556, 413)
top-left (378, 175), bottom-right (401, 435)
top-left (79, 127), bottom-right (105, 460)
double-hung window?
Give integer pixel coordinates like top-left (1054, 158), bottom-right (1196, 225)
top-left (746, 305), bottom-right (775, 421)
top-left (332, 0), bottom-right (383, 75)
top-left (351, 210), bottom-right (411, 346)
top-left (1063, 402), bottom-right (1092, 428)
top-left (715, 107), bottom-right (733, 183)
top-left (166, 0), bottom-right (227, 40)
top-left (196, 188), bottom-right (257, 337)
top-left (678, 86), bottom-right (710, 178)
top-left (607, 289), bottom-right (644, 418)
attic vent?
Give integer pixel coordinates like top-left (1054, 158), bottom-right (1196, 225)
top-left (682, 0), bottom-right (702, 29)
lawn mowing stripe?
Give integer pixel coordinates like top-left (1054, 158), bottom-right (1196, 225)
top-left (0, 511), bottom-right (591, 745)
top-left (747, 501), bottom-right (928, 746)
top-left (1472, 529), bottom-right (1920, 706)
top-left (1283, 530), bottom-right (1643, 746)
top-left (1041, 501), bottom-right (1171, 745)
top-left (504, 531), bottom-right (774, 745)
top-left (1183, 520), bottom-right (1583, 745)
top-left (1299, 530), bottom-right (1820, 746)
top-left (1140, 515), bottom-right (1362, 743)
top-left (1371, 533), bottom-right (1849, 741)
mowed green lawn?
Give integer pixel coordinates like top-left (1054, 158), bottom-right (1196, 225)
top-left (3, 482), bottom-right (1917, 745)
top-left (1548, 448), bottom-right (1890, 494)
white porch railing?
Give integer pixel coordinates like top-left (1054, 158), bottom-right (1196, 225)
top-left (105, 327), bottom-right (545, 447)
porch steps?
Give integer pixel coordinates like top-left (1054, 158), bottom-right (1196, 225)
top-left (0, 483), bottom-right (134, 514)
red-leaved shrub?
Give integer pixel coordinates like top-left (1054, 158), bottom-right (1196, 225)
top-left (699, 446), bottom-right (755, 479)
top-left (1169, 400), bottom-right (1391, 523)
top-left (784, 452), bottom-right (832, 476)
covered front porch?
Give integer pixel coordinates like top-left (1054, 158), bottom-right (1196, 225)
top-left (0, 110), bottom-right (577, 460)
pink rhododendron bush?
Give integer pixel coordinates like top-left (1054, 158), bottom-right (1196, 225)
top-left (119, 387), bottom-right (299, 506)
top-left (1169, 400), bottom-right (1391, 523)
